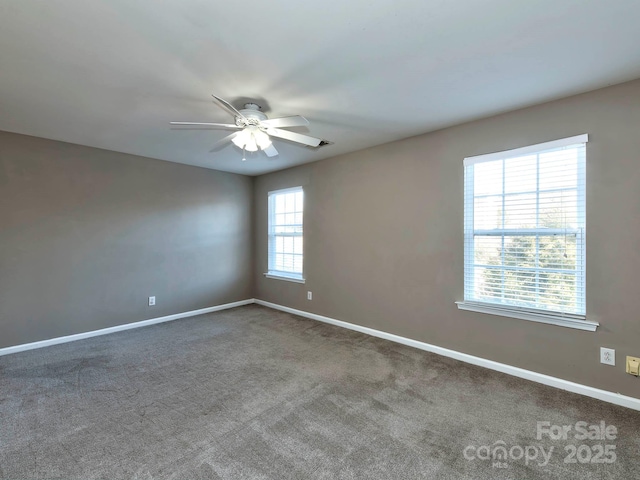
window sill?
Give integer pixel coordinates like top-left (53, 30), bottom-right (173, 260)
top-left (455, 301), bottom-right (598, 332)
top-left (264, 272), bottom-right (306, 284)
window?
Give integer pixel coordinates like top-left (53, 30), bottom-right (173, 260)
top-left (266, 186), bottom-right (304, 283)
top-left (458, 134), bottom-right (597, 331)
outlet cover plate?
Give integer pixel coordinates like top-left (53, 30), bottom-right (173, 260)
top-left (600, 347), bottom-right (615, 366)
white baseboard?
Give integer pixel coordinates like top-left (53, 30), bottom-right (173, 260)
top-left (0, 299), bottom-right (255, 357)
top-left (254, 299), bottom-right (640, 411)
top-left (5, 297), bottom-right (638, 411)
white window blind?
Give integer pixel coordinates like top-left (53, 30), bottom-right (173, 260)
top-left (267, 186), bottom-right (304, 281)
top-left (461, 135), bottom-right (588, 325)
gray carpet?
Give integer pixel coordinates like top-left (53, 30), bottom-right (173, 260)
top-left (1, 305), bottom-right (639, 479)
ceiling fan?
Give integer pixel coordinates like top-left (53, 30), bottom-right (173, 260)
top-left (170, 95), bottom-right (327, 160)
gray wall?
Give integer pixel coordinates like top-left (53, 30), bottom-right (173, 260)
top-left (0, 131), bottom-right (253, 348)
top-left (254, 78), bottom-right (640, 398)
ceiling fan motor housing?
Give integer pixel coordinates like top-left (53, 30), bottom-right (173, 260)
top-left (237, 103), bottom-right (268, 126)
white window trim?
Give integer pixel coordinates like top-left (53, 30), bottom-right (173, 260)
top-left (265, 186), bottom-right (305, 282)
top-left (463, 134), bottom-right (589, 166)
top-left (264, 272), bottom-right (306, 284)
top-left (459, 134), bottom-right (595, 331)
top-left (456, 302), bottom-right (598, 331)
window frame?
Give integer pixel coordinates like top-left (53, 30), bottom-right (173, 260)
top-left (265, 186), bottom-right (305, 284)
top-left (457, 134), bottom-right (598, 331)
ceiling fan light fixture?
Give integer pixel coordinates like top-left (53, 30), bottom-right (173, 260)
top-left (231, 129), bottom-right (249, 149)
top-left (245, 134), bottom-right (258, 152)
top-left (231, 127), bottom-right (270, 152)
top-left (254, 130), bottom-right (272, 150)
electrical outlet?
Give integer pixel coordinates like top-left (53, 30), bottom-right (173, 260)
top-left (307, 291), bottom-right (312, 300)
top-left (148, 296), bottom-right (156, 306)
top-left (600, 347), bottom-right (615, 366)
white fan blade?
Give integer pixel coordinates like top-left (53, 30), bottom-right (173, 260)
top-left (212, 94), bottom-right (247, 121)
top-left (170, 122), bottom-right (241, 129)
top-left (261, 116), bottom-right (309, 128)
top-left (209, 132), bottom-right (240, 152)
top-left (263, 144), bottom-right (279, 157)
top-left (266, 128), bottom-right (322, 147)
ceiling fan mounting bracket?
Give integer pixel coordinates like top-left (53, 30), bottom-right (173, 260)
top-left (242, 103), bottom-right (261, 111)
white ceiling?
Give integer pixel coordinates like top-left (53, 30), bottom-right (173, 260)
top-left (1, 0), bottom-right (640, 176)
